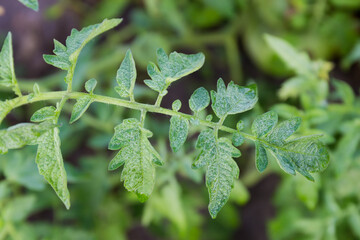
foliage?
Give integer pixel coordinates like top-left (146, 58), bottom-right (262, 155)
top-left (266, 35), bottom-right (360, 240)
top-left (0, 18), bottom-right (331, 224)
top-left (17, 0), bottom-right (39, 11)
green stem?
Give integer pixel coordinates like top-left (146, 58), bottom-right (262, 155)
top-left (55, 64), bottom-right (76, 121)
top-left (140, 109), bottom-right (147, 125)
top-left (13, 76), bottom-right (22, 98)
top-left (154, 94), bottom-right (164, 107)
top-left (215, 116), bottom-right (226, 139)
top-left (8, 91), bottom-right (258, 141)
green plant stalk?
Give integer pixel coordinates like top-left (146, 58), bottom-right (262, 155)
top-left (7, 91), bottom-right (257, 141)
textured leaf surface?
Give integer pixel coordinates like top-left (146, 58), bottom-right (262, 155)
top-left (36, 126), bottom-right (70, 209)
top-left (30, 106), bottom-right (56, 122)
top-left (0, 33), bottom-right (15, 88)
top-left (85, 78), bottom-right (97, 93)
top-left (232, 132), bottom-right (244, 147)
top-left (172, 99), bottom-right (182, 111)
top-left (44, 18), bottom-right (122, 76)
top-left (115, 49), bottom-right (136, 98)
top-left (189, 87), bottom-right (210, 113)
top-left (169, 116), bottom-right (189, 152)
top-left (252, 112), bottom-right (329, 180)
top-left (252, 110), bottom-right (278, 137)
top-left (193, 129), bottom-right (240, 218)
top-left (18, 0), bottom-right (39, 11)
top-left (70, 96), bottom-right (92, 124)
top-left (144, 48), bottom-right (205, 93)
top-left (0, 122), bottom-right (55, 154)
top-left (0, 100), bottom-right (14, 125)
top-left (211, 78), bottom-right (258, 118)
top-left (0, 33), bottom-right (21, 96)
top-left (108, 118), bottom-right (163, 202)
top-left (255, 141), bottom-right (268, 172)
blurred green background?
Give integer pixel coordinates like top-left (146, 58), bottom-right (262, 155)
top-left (1, 0), bottom-right (360, 239)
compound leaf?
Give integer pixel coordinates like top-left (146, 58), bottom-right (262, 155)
top-left (108, 118), bottom-right (163, 202)
top-left (169, 116), bottom-right (189, 152)
top-left (144, 48), bottom-right (205, 94)
top-left (44, 18), bottom-right (122, 82)
top-left (36, 125), bottom-right (70, 209)
top-left (193, 129), bottom-right (240, 218)
top-left (211, 78), bottom-right (258, 118)
top-left (70, 95), bottom-right (93, 124)
top-left (115, 49), bottom-right (137, 98)
top-left (0, 122), bottom-right (55, 154)
top-left (189, 87), bottom-right (210, 113)
top-left (17, 0), bottom-right (39, 11)
top-left (252, 112), bottom-right (329, 180)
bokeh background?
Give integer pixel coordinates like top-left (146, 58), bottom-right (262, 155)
top-left (1, 0), bottom-right (360, 239)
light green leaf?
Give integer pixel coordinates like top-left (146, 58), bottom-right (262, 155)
top-left (169, 116), bottom-right (189, 152)
top-left (36, 126), bottom-right (70, 208)
top-left (0, 99), bottom-right (15, 125)
top-left (278, 76), bottom-right (309, 100)
top-left (3, 195), bottom-right (36, 222)
top-left (295, 174), bottom-right (319, 209)
top-left (18, 0), bottom-right (39, 11)
top-left (211, 78), bottom-right (258, 118)
top-left (85, 78), bottom-right (97, 93)
top-left (31, 106), bottom-right (56, 122)
top-left (189, 87), bottom-right (210, 113)
top-left (0, 33), bottom-right (15, 87)
top-left (0, 122), bottom-right (55, 154)
top-left (70, 96), bottom-right (93, 124)
top-left (0, 181), bottom-right (10, 200)
top-left (193, 129), bottom-right (240, 218)
top-left (44, 18), bottom-right (122, 81)
top-left (251, 110), bottom-right (278, 138)
top-left (347, 205), bottom-right (360, 238)
top-left (253, 115), bottom-right (329, 180)
top-left (156, 48), bottom-right (205, 82)
top-left (2, 149), bottom-right (46, 191)
top-left (108, 118), bottom-right (163, 202)
top-left (115, 49), bottom-right (136, 98)
top-left (333, 79), bottom-right (355, 106)
top-left (172, 99), bottom-right (182, 111)
top-left (236, 120), bottom-right (244, 130)
top-left (144, 62), bottom-right (167, 93)
top-left (264, 34), bottom-right (312, 76)
top-left (144, 48), bottom-right (205, 94)
top-left (0, 32), bottom-right (21, 96)
top-left (32, 83), bottom-right (41, 96)
top-left (265, 117), bottom-right (301, 145)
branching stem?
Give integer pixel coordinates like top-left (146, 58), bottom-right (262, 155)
top-left (8, 91), bottom-right (258, 141)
